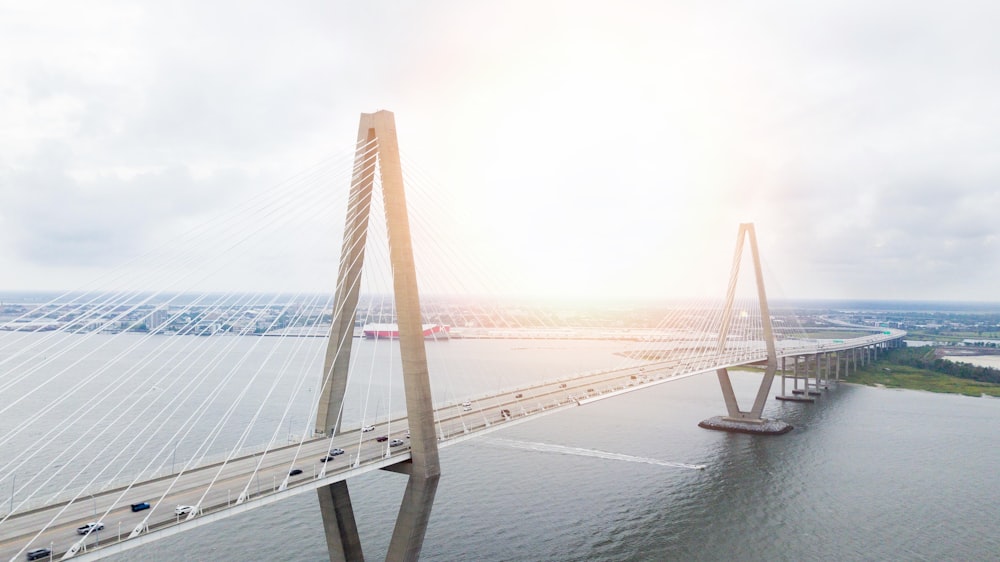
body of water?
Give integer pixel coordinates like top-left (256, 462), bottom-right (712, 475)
top-left (949, 354), bottom-right (1000, 369)
top-left (4, 333), bottom-right (998, 561)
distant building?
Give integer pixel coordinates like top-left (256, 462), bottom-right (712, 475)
top-left (148, 308), bottom-right (170, 331)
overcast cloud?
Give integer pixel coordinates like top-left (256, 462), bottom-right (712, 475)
top-left (1, 0), bottom-right (998, 301)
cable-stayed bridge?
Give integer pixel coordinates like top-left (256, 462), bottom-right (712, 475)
top-left (0, 111), bottom-right (903, 562)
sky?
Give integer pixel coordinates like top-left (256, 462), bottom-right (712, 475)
top-left (1, 0), bottom-right (998, 301)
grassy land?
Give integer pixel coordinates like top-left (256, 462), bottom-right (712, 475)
top-left (846, 363), bottom-right (1000, 397)
top-left (905, 330), bottom-right (1000, 342)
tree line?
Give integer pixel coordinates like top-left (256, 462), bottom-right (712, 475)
top-left (887, 347), bottom-right (1000, 384)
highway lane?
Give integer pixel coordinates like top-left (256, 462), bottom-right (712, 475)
top-left (0, 428), bottom-right (412, 561)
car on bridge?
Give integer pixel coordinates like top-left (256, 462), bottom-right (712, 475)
top-left (289, 469), bottom-right (303, 476)
top-left (175, 505), bottom-right (196, 516)
top-left (329, 448), bottom-right (345, 456)
top-left (362, 425), bottom-right (375, 432)
top-left (130, 502), bottom-right (151, 512)
top-left (320, 454), bottom-right (336, 462)
top-left (390, 439), bottom-right (405, 447)
top-left (76, 522), bottom-right (104, 534)
top-left (26, 548), bottom-right (51, 561)
top-left (376, 436), bottom-right (389, 442)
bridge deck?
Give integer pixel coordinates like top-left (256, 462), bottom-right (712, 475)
top-left (0, 331), bottom-right (904, 561)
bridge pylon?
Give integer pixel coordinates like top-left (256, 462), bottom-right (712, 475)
top-left (314, 110), bottom-right (440, 561)
top-left (699, 223), bottom-right (792, 435)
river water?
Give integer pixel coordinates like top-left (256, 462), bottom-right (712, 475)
top-left (4, 334), bottom-right (999, 561)
top-left (109, 342), bottom-right (1000, 561)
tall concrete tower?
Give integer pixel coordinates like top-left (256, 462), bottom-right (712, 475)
top-left (314, 111), bottom-right (440, 561)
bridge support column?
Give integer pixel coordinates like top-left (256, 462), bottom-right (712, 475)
top-left (780, 356), bottom-right (786, 395)
top-left (699, 224), bottom-right (792, 435)
top-left (318, 482), bottom-right (364, 561)
top-left (803, 354), bottom-right (821, 396)
top-left (817, 353), bottom-right (826, 390)
top-left (777, 354), bottom-right (813, 403)
top-left (315, 110), bottom-right (440, 562)
top-left (824, 352), bottom-right (833, 387)
top-left (792, 353), bottom-right (822, 396)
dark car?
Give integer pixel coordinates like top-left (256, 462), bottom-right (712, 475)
top-left (130, 502), bottom-right (151, 512)
top-left (320, 455), bottom-right (335, 462)
top-left (26, 548), bottom-right (51, 560)
top-left (375, 436), bottom-right (389, 442)
top-left (514, 393), bottom-right (523, 398)
top-left (289, 469), bottom-right (303, 476)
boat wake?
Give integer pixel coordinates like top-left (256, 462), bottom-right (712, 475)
top-left (483, 438), bottom-right (706, 470)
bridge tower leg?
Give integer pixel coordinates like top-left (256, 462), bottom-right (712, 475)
top-left (314, 110), bottom-right (440, 562)
top-left (699, 223), bottom-right (792, 435)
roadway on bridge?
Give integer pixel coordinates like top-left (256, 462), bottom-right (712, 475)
top-left (1, 331), bottom-right (902, 561)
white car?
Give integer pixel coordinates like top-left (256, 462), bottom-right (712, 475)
top-left (76, 522), bottom-right (104, 535)
top-left (361, 425), bottom-right (375, 432)
top-left (175, 505), bottom-right (196, 516)
top-left (389, 439), bottom-right (405, 447)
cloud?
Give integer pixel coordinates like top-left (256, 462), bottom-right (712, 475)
top-left (0, 0), bottom-right (998, 300)
top-left (1, 140), bottom-right (255, 268)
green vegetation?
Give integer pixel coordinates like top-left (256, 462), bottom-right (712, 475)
top-left (905, 331), bottom-right (1000, 344)
top-left (847, 347), bottom-right (1000, 397)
